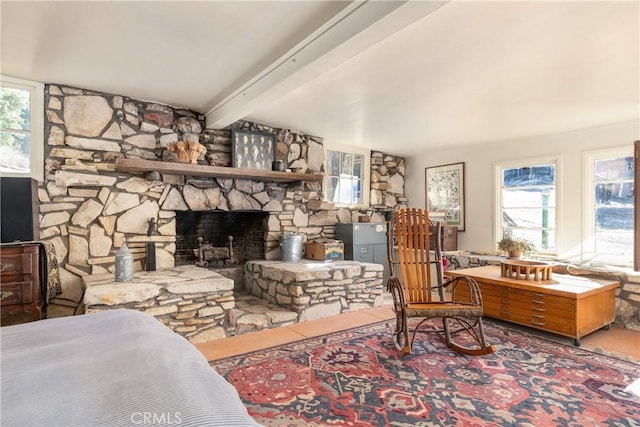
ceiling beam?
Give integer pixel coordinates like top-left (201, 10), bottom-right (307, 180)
top-left (205, 0), bottom-right (433, 130)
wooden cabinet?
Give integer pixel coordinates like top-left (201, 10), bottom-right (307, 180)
top-left (448, 266), bottom-right (618, 345)
top-left (427, 225), bottom-right (457, 252)
top-left (442, 226), bottom-right (457, 252)
top-left (1, 243), bottom-right (43, 325)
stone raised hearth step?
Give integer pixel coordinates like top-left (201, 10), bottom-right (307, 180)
top-left (83, 265), bottom-right (237, 343)
top-left (245, 260), bottom-right (387, 322)
top-left (229, 292), bottom-right (299, 336)
top-left (82, 264), bottom-right (392, 343)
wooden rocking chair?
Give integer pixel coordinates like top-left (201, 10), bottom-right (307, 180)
top-left (386, 208), bottom-right (495, 356)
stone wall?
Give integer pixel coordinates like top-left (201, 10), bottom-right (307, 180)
top-left (445, 252), bottom-right (640, 330)
top-left (40, 84), bottom-right (408, 313)
top-left (244, 260), bottom-right (385, 322)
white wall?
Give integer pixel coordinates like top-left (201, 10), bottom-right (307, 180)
top-left (405, 120), bottom-right (640, 260)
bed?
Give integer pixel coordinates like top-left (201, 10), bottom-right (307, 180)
top-left (0, 309), bottom-right (261, 427)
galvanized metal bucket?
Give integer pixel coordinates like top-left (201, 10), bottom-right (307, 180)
top-left (280, 233), bottom-right (304, 262)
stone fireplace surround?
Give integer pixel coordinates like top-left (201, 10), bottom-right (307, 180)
top-left (39, 84), bottom-right (408, 317)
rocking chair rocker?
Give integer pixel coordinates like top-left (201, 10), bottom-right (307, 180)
top-left (386, 208), bottom-right (495, 356)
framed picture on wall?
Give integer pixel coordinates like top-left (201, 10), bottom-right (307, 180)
top-left (231, 130), bottom-right (276, 170)
top-left (425, 162), bottom-right (465, 231)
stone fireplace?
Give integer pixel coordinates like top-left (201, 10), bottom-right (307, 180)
top-left (38, 83), bottom-right (408, 316)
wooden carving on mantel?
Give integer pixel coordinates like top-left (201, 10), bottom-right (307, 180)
top-left (166, 141), bottom-right (207, 164)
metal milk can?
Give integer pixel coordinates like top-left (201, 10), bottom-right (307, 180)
top-left (115, 241), bottom-right (134, 282)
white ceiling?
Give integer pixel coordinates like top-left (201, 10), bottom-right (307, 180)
top-left (1, 1), bottom-right (638, 157)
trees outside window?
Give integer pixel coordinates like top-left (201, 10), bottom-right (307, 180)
top-left (0, 76), bottom-right (44, 181)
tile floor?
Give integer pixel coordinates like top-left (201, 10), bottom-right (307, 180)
top-left (196, 306), bottom-right (640, 362)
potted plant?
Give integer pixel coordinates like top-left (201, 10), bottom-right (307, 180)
top-left (497, 236), bottom-right (535, 259)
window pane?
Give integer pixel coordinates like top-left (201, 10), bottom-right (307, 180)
top-left (503, 165), bottom-right (554, 187)
top-left (505, 228), bottom-right (555, 251)
top-left (503, 187), bottom-right (556, 208)
top-left (0, 87), bottom-right (30, 131)
top-left (353, 154), bottom-right (364, 179)
top-left (338, 176), bottom-right (352, 203)
top-left (503, 208), bottom-right (555, 228)
top-left (595, 182), bottom-right (633, 205)
top-left (340, 153), bottom-right (353, 175)
top-left (589, 152), bottom-right (634, 262)
top-left (326, 177), bottom-right (339, 202)
top-left (595, 231), bottom-right (634, 257)
top-left (324, 147), bottom-right (369, 206)
top-left (595, 207), bottom-right (634, 230)
top-left (0, 131), bottom-right (30, 173)
top-left (595, 156), bottom-right (634, 181)
top-left (500, 162), bottom-right (556, 253)
top-left (352, 178), bottom-right (362, 204)
top-left (327, 151), bottom-right (340, 176)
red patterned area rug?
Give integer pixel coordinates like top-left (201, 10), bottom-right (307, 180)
top-left (211, 320), bottom-right (640, 426)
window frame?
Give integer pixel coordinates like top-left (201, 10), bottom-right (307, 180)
top-left (582, 145), bottom-right (634, 266)
top-left (0, 75), bottom-right (45, 181)
top-left (635, 140), bottom-right (639, 271)
top-left (493, 155), bottom-right (562, 255)
top-left (323, 142), bottom-right (371, 208)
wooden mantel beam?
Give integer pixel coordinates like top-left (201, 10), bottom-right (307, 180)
top-left (114, 158), bottom-right (323, 184)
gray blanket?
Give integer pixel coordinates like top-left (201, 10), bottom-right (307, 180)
top-left (1, 310), bottom-right (260, 427)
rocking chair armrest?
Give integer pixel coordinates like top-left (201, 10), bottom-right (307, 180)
top-left (441, 275), bottom-right (484, 306)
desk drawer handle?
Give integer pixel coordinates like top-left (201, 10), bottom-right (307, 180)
top-left (532, 307), bottom-right (545, 312)
top-left (530, 320), bottom-right (545, 326)
top-left (531, 314), bottom-right (545, 319)
top-left (532, 300), bottom-right (545, 305)
top-left (532, 293), bottom-right (546, 297)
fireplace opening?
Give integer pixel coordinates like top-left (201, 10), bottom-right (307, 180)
top-left (175, 211), bottom-right (268, 267)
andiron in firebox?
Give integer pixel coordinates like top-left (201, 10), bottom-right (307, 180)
top-left (194, 235), bottom-right (239, 268)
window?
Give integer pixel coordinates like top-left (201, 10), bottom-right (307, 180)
top-left (324, 144), bottom-right (370, 207)
top-left (583, 147), bottom-right (634, 265)
top-left (0, 75), bottom-right (44, 181)
top-left (495, 156), bottom-right (560, 254)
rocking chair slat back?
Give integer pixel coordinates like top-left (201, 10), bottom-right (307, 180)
top-left (394, 208), bottom-right (433, 303)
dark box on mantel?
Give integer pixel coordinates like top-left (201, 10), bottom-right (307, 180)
top-left (304, 239), bottom-right (344, 262)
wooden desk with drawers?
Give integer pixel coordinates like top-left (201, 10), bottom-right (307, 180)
top-left (447, 265), bottom-right (619, 345)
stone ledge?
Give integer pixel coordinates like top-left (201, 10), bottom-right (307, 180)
top-left (247, 259), bottom-right (382, 283)
top-left (84, 282), bottom-right (161, 306)
top-left (83, 266), bottom-right (235, 341)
